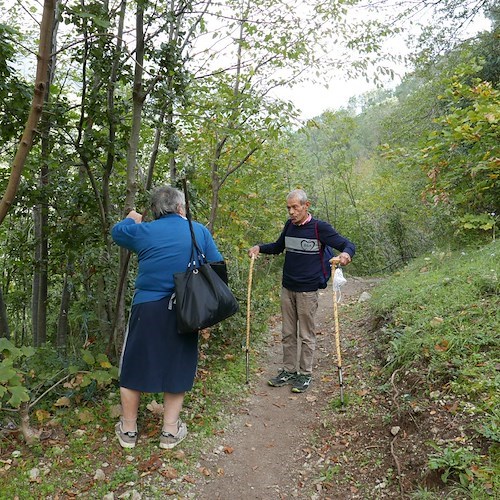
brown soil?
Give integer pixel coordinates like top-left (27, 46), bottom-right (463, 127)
top-left (186, 277), bottom-right (423, 499)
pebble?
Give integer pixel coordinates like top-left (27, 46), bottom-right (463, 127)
top-left (94, 469), bottom-right (106, 481)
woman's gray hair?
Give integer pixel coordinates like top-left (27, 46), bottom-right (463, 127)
top-left (287, 189), bottom-right (308, 205)
top-left (150, 186), bottom-right (185, 219)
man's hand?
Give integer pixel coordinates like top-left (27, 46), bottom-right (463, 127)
top-left (338, 252), bottom-right (352, 266)
top-left (330, 252), bottom-right (351, 266)
top-left (126, 210), bottom-right (143, 223)
top-left (248, 245), bottom-right (260, 258)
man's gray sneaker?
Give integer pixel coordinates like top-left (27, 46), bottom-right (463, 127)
top-left (115, 421), bottom-right (138, 449)
top-left (160, 420), bottom-right (187, 449)
top-left (291, 374), bottom-right (312, 393)
top-left (268, 370), bottom-right (297, 387)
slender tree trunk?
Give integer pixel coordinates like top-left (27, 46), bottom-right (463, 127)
top-left (110, 3), bottom-right (145, 357)
top-left (32, 207), bottom-right (41, 345)
top-left (123, 4), bottom-right (144, 213)
top-left (0, 286), bottom-right (10, 339)
top-left (167, 109), bottom-right (177, 185)
top-left (103, 0), bottom-right (127, 224)
top-left (148, 108), bottom-right (165, 188)
top-left (34, 200), bottom-right (48, 347)
top-left (207, 5), bottom-right (263, 233)
top-left (0, 0), bottom-right (56, 225)
top-left (99, 0), bottom-right (127, 350)
top-left (56, 268), bottom-right (72, 349)
top-left (33, 1), bottom-right (59, 346)
top-left (34, 138), bottom-right (50, 347)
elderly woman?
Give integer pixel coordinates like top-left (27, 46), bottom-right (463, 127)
top-left (111, 185), bottom-right (223, 449)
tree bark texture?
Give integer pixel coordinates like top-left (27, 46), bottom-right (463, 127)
top-left (0, 0), bottom-right (56, 225)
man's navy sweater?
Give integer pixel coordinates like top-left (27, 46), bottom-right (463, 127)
top-left (259, 217), bottom-right (355, 292)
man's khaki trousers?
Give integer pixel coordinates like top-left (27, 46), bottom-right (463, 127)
top-left (280, 287), bottom-right (319, 375)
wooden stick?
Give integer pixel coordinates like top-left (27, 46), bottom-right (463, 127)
top-left (331, 256), bottom-right (344, 404)
top-left (245, 254), bottom-right (256, 384)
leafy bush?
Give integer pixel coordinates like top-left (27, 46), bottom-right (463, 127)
top-left (0, 338), bottom-right (117, 442)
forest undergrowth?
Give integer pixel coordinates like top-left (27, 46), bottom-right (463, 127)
top-left (0, 241), bottom-right (498, 498)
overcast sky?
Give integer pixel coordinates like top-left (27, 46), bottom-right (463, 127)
top-left (274, 10), bottom-right (492, 121)
top-left (274, 77), bottom-right (379, 120)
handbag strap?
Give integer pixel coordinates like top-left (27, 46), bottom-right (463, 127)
top-left (182, 179), bottom-right (206, 267)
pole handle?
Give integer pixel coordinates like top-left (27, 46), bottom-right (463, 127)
top-left (329, 256), bottom-right (341, 266)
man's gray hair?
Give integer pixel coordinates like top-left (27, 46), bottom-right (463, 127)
top-left (287, 189), bottom-right (308, 205)
top-left (150, 186), bottom-right (185, 219)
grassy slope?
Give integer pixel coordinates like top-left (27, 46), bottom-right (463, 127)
top-left (369, 240), bottom-right (499, 497)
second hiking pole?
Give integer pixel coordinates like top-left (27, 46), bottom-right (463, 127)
top-left (245, 254), bottom-right (256, 384)
top-left (330, 257), bottom-right (344, 405)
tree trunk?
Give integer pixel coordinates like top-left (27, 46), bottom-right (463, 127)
top-left (103, 0), bottom-right (127, 224)
top-left (0, 0), bottom-right (56, 225)
top-left (20, 402), bottom-right (40, 445)
top-left (100, 0), bottom-right (127, 353)
top-left (123, 4), bottom-right (144, 214)
top-left (56, 269), bottom-right (72, 349)
top-left (32, 206), bottom-right (41, 346)
top-left (0, 286), bottom-right (10, 339)
top-left (110, 4), bottom-right (145, 357)
top-left (34, 126), bottom-right (51, 347)
top-left (33, 0), bottom-right (59, 346)
top-left (148, 108), bottom-right (165, 189)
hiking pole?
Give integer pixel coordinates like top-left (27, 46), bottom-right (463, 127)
top-left (245, 254), bottom-right (256, 384)
top-left (330, 256), bottom-right (344, 406)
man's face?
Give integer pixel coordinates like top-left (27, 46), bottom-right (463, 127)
top-left (287, 196), bottom-right (310, 225)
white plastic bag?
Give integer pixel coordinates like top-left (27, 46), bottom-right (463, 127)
top-left (333, 267), bottom-right (347, 302)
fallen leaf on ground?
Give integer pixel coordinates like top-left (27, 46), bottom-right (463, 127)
top-left (160, 466), bottom-right (178, 479)
top-left (35, 409), bottom-right (51, 423)
top-left (199, 466), bottom-right (211, 476)
top-left (77, 410), bottom-right (94, 423)
top-left (54, 397), bottom-right (71, 407)
top-left (430, 317), bottom-right (444, 327)
top-left (146, 400), bottom-right (164, 415)
top-left (434, 339), bottom-right (449, 351)
top-left (138, 455), bottom-right (162, 472)
top-left (172, 450), bottom-right (186, 460)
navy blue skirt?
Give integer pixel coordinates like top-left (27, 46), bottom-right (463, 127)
top-left (119, 296), bottom-right (199, 393)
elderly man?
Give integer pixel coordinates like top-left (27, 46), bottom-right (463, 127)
top-left (248, 189), bottom-right (355, 393)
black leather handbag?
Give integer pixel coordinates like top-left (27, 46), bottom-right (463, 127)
top-left (173, 206), bottom-right (238, 334)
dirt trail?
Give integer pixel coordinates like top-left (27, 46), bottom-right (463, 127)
top-left (187, 277), bottom-right (394, 499)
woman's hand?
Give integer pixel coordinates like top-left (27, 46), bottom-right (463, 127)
top-left (126, 210), bottom-right (143, 223)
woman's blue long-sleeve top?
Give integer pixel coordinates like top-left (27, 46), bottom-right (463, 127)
top-left (112, 214), bottom-right (223, 305)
